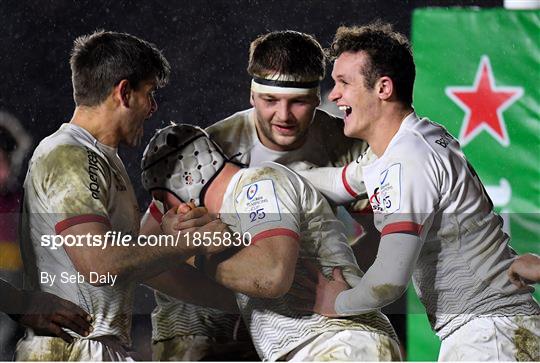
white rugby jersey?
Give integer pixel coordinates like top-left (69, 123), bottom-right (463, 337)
top-left (151, 108), bottom-right (369, 342)
top-left (217, 162), bottom-right (396, 361)
top-left (206, 108), bottom-right (368, 170)
top-left (20, 123), bottom-right (140, 345)
top-left (342, 112), bottom-right (539, 339)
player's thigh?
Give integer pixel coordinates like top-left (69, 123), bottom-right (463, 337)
top-left (15, 335), bottom-right (134, 361)
top-left (438, 315), bottom-right (540, 361)
top-left (288, 330), bottom-right (401, 361)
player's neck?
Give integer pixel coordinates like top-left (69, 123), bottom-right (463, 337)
top-left (203, 163), bottom-right (241, 214)
top-left (70, 104), bottom-right (121, 147)
top-left (369, 105), bottom-right (413, 157)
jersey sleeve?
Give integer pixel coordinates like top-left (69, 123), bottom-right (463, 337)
top-left (373, 145), bottom-right (441, 241)
top-left (33, 144), bottom-right (111, 234)
top-left (341, 147), bottom-right (377, 201)
top-left (232, 167), bottom-right (300, 245)
top-left (342, 162), bottom-right (366, 199)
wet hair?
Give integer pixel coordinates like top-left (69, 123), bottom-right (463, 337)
top-left (247, 30), bottom-right (325, 81)
top-left (70, 30), bottom-right (171, 106)
top-left (329, 22), bottom-right (415, 105)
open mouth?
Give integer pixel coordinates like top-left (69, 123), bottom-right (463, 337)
top-left (272, 124), bottom-right (297, 135)
top-left (339, 105), bottom-right (352, 119)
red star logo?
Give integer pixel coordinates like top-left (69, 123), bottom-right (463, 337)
top-left (446, 56), bottom-right (523, 147)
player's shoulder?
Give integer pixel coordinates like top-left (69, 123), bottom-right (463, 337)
top-left (238, 162), bottom-right (300, 191)
top-left (34, 128), bottom-right (78, 161)
top-left (31, 124), bottom-right (108, 175)
top-left (391, 115), bottom-right (454, 164)
top-left (206, 109), bottom-right (252, 138)
top-left (239, 162), bottom-right (290, 183)
top-left (206, 109), bottom-right (253, 157)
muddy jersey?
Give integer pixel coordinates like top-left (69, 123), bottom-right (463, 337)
top-left (217, 162), bottom-right (396, 361)
top-left (151, 108), bottom-right (369, 342)
top-left (343, 113), bottom-right (540, 339)
top-left (20, 123), bottom-right (140, 345)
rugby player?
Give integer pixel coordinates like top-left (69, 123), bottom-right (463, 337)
top-left (295, 22), bottom-right (540, 361)
top-left (141, 123), bottom-right (401, 361)
top-left (17, 30), bottom-right (227, 361)
top-left (141, 30), bottom-right (379, 361)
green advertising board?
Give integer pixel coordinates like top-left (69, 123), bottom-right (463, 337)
top-left (409, 8), bottom-right (540, 360)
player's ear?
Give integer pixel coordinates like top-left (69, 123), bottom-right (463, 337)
top-left (377, 76), bottom-right (393, 101)
top-left (250, 91), bottom-right (255, 107)
top-left (115, 79), bottom-right (131, 108)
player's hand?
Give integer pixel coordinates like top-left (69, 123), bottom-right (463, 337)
top-left (161, 203), bottom-right (214, 236)
top-left (14, 291), bottom-right (93, 343)
top-left (289, 260), bottom-right (350, 317)
top-left (161, 203), bottom-right (231, 255)
top-left (508, 253), bottom-right (540, 288)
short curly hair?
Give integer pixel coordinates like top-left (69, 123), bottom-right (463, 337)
top-left (329, 22), bottom-right (415, 105)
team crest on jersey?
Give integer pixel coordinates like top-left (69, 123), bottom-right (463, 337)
top-left (378, 163), bottom-right (401, 214)
top-left (369, 187), bottom-right (383, 212)
top-left (236, 179), bottom-right (281, 231)
top-left (247, 183), bottom-right (258, 200)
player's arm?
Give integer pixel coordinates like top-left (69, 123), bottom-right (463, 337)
top-left (206, 233), bottom-right (300, 299)
top-left (143, 200), bottom-right (301, 298)
top-left (334, 147), bottom-right (442, 314)
top-left (0, 279), bottom-right (93, 343)
top-left (144, 264), bottom-right (239, 313)
top-left (40, 145), bottom-right (226, 285)
top-left (298, 150), bottom-right (439, 315)
top-left (205, 173), bottom-right (302, 298)
top-left (63, 207), bottom-right (228, 285)
top-left (297, 162), bottom-right (365, 205)
top-left (139, 201), bottom-right (238, 311)
top-left (294, 232), bottom-right (422, 316)
top-left (334, 232), bottom-right (422, 314)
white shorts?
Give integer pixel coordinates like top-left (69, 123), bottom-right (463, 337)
top-left (439, 315), bottom-right (540, 361)
top-left (285, 330), bottom-right (402, 361)
top-left (15, 332), bottom-right (134, 361)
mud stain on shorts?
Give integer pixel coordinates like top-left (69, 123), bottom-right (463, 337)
top-left (26, 338), bottom-right (80, 361)
top-left (514, 326), bottom-right (539, 361)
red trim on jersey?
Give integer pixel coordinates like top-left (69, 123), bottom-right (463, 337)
top-left (381, 222), bottom-right (422, 237)
top-left (149, 201), bottom-right (163, 223)
top-left (250, 228), bottom-right (299, 245)
top-left (55, 214), bottom-right (111, 234)
top-left (342, 164), bottom-right (358, 198)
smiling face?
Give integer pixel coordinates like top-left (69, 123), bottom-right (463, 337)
top-left (328, 51), bottom-right (381, 140)
top-left (250, 91), bottom-right (319, 151)
top-left (120, 79), bottom-right (158, 147)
